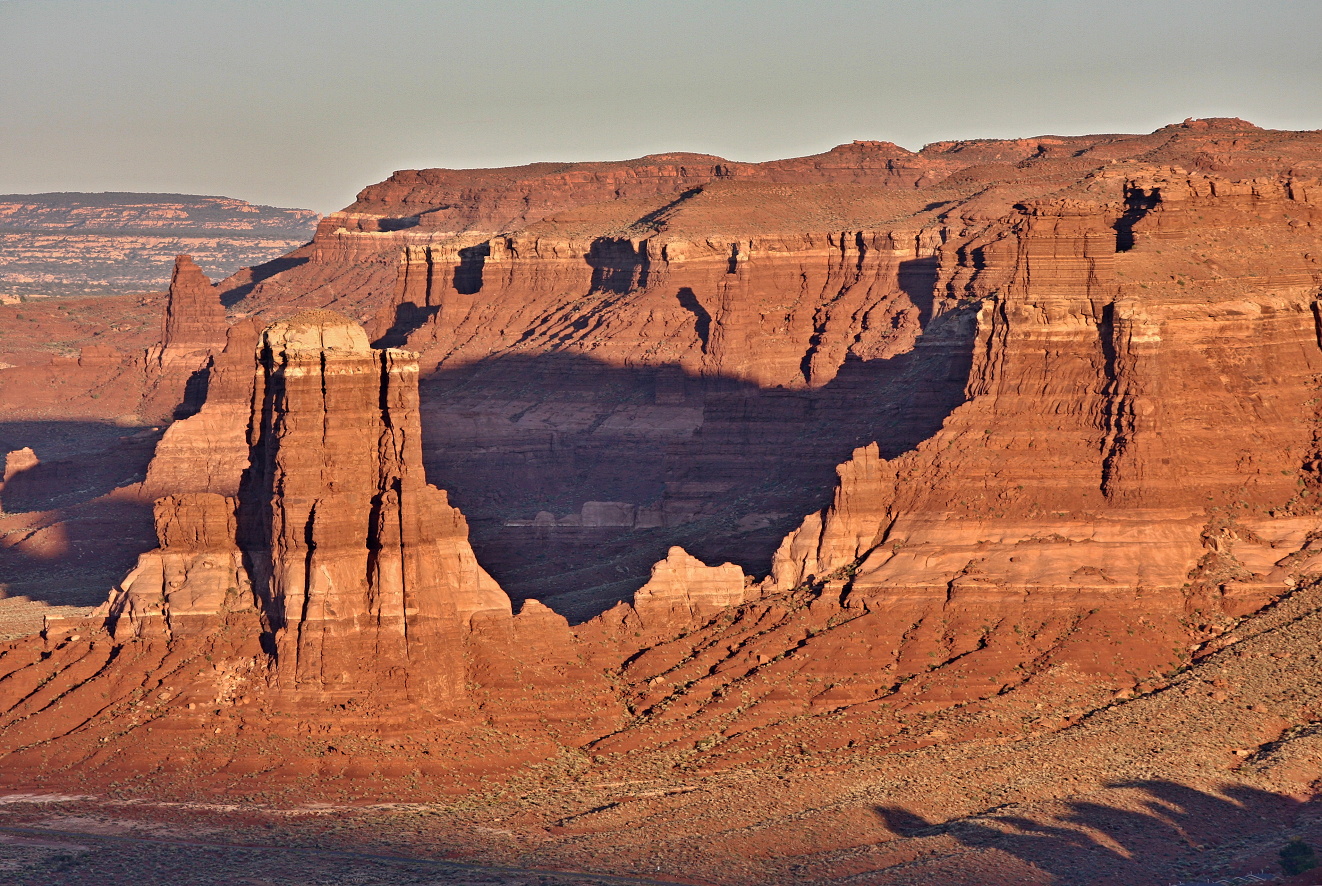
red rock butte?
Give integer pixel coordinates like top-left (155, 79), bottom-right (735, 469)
top-left (3, 118), bottom-right (1322, 883)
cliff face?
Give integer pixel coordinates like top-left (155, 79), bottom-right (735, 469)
top-left (604, 167), bottom-right (1322, 757)
top-left (206, 117), bottom-right (1322, 615)
top-left (16, 310), bottom-right (516, 758)
top-left (222, 118), bottom-right (1320, 318)
top-left (774, 168), bottom-right (1322, 593)
top-left (239, 312), bottom-right (508, 702)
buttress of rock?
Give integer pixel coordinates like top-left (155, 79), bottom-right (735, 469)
top-left (239, 310), bottom-right (510, 703)
top-left (140, 318), bottom-right (259, 498)
top-left (631, 546), bottom-right (748, 628)
top-left (102, 493), bottom-right (252, 640)
top-left (107, 309), bottom-right (510, 708)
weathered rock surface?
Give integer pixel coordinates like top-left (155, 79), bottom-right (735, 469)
top-left (195, 116), bottom-right (1322, 615)
top-left (140, 318), bottom-right (259, 497)
top-left (102, 492), bottom-right (250, 640)
top-left (580, 164), bottom-right (1322, 763)
top-left (157, 255), bottom-right (227, 363)
top-left (0, 311), bottom-right (520, 750)
top-left (630, 546), bottom-right (748, 629)
top-left (242, 310), bottom-right (508, 701)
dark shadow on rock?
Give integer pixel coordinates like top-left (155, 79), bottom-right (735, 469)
top-left (375, 243), bottom-right (490, 348)
top-left (418, 303), bottom-right (976, 622)
top-left (874, 805), bottom-right (943, 838)
top-left (374, 301), bottom-right (440, 349)
top-left (871, 780), bottom-right (1317, 885)
top-left (587, 239), bottom-right (648, 294)
top-left (675, 287), bottom-right (711, 352)
top-left (629, 187), bottom-right (703, 232)
top-left (0, 421), bottom-right (159, 513)
top-left (0, 497), bottom-right (154, 609)
top-left (219, 255), bottom-right (310, 306)
top-left (454, 242), bottom-right (489, 296)
top-left (0, 421), bottom-right (157, 611)
top-left (898, 257), bottom-right (938, 325)
top-left (1114, 184), bottom-right (1161, 253)
top-left (173, 362), bottom-right (212, 420)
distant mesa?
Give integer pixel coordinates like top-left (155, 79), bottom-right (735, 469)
top-left (0, 192), bottom-right (318, 299)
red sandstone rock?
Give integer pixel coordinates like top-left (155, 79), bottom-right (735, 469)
top-left (631, 546), bottom-right (748, 628)
top-left (2, 312), bottom-right (518, 730)
top-left (191, 118), bottom-right (1322, 613)
top-left (103, 492), bottom-right (250, 640)
top-left (241, 311), bottom-right (510, 702)
top-left (140, 318), bottom-right (259, 497)
top-left (156, 255), bottom-right (226, 363)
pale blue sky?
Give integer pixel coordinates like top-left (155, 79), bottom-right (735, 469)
top-left (2, 0), bottom-right (1318, 213)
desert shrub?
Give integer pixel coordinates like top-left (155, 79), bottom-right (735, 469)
top-left (1280, 838), bottom-right (1318, 876)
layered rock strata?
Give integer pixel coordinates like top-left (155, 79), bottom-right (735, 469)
top-left (50, 311), bottom-right (514, 715)
top-left (202, 117), bottom-right (1322, 612)
top-left (565, 166), bottom-right (1322, 763)
top-left (630, 546), bottom-right (748, 629)
top-left (7, 122), bottom-right (1322, 835)
top-left (240, 311), bottom-right (508, 701)
top-left (139, 318), bottom-right (259, 497)
top-left (102, 492), bottom-right (251, 640)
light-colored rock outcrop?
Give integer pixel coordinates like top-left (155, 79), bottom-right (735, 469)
top-left (140, 318), bottom-right (259, 497)
top-left (103, 492), bottom-right (250, 640)
top-left (632, 546), bottom-right (748, 627)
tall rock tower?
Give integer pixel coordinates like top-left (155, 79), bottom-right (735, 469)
top-left (158, 254), bottom-right (227, 364)
top-left (109, 310), bottom-right (509, 708)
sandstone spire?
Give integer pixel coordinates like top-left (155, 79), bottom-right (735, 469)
top-left (238, 310), bottom-right (509, 702)
top-left (111, 310), bottom-right (510, 706)
top-left (158, 254), bottom-right (226, 364)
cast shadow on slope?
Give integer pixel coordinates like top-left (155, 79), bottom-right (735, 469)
top-left (219, 255), bottom-right (310, 307)
top-left (873, 781), bottom-right (1315, 884)
top-left (417, 305), bottom-right (975, 622)
top-left (0, 300), bottom-right (972, 625)
top-left (0, 420), bottom-right (156, 610)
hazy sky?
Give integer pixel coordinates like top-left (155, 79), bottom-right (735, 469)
top-left (2, 0), bottom-right (1319, 214)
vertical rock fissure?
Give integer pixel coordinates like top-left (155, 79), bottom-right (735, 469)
top-left (393, 477), bottom-right (409, 656)
top-left (297, 500), bottom-right (317, 679)
top-left (1098, 302), bottom-right (1125, 497)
